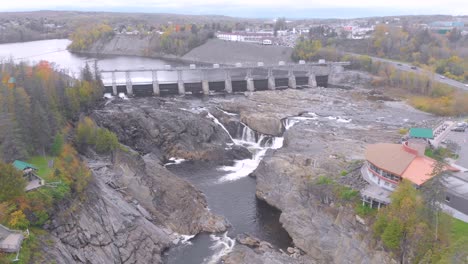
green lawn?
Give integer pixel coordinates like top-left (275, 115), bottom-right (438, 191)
top-left (27, 156), bottom-right (54, 179)
top-left (451, 217), bottom-right (468, 242)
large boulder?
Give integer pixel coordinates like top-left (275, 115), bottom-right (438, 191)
top-left (240, 113), bottom-right (284, 136)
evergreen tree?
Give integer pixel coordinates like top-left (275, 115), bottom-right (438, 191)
top-left (0, 161), bottom-right (26, 202)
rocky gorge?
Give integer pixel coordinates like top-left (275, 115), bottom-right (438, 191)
top-left (41, 68), bottom-right (441, 263)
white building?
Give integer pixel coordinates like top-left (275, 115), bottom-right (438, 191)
top-left (216, 32), bottom-right (274, 44)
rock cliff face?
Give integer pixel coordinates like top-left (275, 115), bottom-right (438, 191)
top-left (223, 234), bottom-right (312, 264)
top-left (45, 162), bottom-right (172, 263)
top-left (43, 97), bottom-right (244, 263)
top-left (92, 98), bottom-right (250, 164)
top-left (45, 147), bottom-right (228, 263)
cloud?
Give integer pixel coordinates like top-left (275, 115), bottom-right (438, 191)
top-left (1, 0), bottom-right (467, 16)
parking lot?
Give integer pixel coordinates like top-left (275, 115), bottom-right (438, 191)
top-left (443, 130), bottom-right (468, 168)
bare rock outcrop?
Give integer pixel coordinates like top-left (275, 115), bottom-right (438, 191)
top-left (45, 170), bottom-right (172, 263)
top-left (92, 98), bottom-right (250, 164)
top-left (223, 234), bottom-right (312, 264)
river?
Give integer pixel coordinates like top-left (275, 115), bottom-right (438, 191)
top-left (1, 39), bottom-right (295, 263)
top-left (0, 39), bottom-right (188, 84)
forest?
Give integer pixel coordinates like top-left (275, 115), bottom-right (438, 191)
top-left (0, 61), bottom-right (117, 262)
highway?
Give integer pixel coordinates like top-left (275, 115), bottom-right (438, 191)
top-left (346, 52), bottom-right (468, 91)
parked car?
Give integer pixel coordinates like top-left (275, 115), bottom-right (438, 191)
top-left (410, 66), bottom-right (417, 70)
top-left (451, 126), bottom-right (466, 132)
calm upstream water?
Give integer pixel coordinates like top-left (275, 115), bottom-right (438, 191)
top-left (0, 39), bottom-right (293, 263)
top-left (0, 39), bottom-right (188, 84)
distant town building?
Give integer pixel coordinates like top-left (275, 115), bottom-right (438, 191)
top-left (216, 31), bottom-right (274, 44)
top-left (429, 21), bottom-right (465, 34)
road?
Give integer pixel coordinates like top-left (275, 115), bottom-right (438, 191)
top-left (345, 52), bottom-right (468, 91)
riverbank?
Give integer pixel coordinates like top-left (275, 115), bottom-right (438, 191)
top-left (72, 35), bottom-right (294, 66)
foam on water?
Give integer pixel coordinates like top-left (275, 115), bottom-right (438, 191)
top-left (204, 232), bottom-right (235, 264)
top-left (217, 148), bottom-right (267, 182)
top-left (118, 93), bottom-right (129, 100)
top-left (180, 235), bottom-right (196, 245)
top-left (164, 157), bottom-right (186, 166)
top-left (216, 107), bottom-right (238, 116)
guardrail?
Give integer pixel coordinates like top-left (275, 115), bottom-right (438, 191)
top-left (100, 61), bottom-right (350, 73)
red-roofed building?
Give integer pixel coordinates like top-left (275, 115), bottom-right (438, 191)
top-left (361, 142), bottom-right (459, 209)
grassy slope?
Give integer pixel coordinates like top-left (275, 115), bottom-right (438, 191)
top-left (27, 156), bottom-right (54, 179)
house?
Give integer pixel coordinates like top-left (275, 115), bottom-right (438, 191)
top-left (12, 160), bottom-right (44, 191)
top-left (0, 224), bottom-right (24, 253)
top-left (361, 142), bottom-right (468, 222)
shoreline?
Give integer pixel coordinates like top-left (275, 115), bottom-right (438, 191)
top-left (69, 49), bottom-right (230, 66)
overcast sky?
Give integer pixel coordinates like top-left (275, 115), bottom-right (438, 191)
top-left (2, 0), bottom-right (467, 18)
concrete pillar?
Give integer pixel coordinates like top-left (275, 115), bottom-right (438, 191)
top-left (111, 72), bottom-right (117, 95)
top-left (152, 71), bottom-right (160, 96)
top-left (201, 70), bottom-right (210, 95)
top-left (246, 68), bottom-right (255, 92)
top-left (267, 68), bottom-right (275, 90)
top-left (288, 69), bottom-right (296, 89)
top-left (308, 72), bottom-right (317, 87)
top-left (177, 70), bottom-right (185, 95)
top-left (125, 71), bottom-right (133, 95)
top-left (225, 69), bottom-right (232, 93)
top-left (202, 80), bottom-right (210, 95)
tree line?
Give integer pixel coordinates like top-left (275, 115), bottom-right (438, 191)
top-left (0, 60), bottom-right (120, 262)
top-left (0, 61), bottom-right (104, 161)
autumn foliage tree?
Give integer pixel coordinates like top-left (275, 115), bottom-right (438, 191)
top-left (373, 180), bottom-right (451, 263)
top-left (68, 23), bottom-right (114, 52)
top-left (0, 60), bottom-right (104, 161)
top-left (0, 162), bottom-right (26, 202)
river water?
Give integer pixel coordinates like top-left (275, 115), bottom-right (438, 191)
top-left (0, 39), bottom-right (188, 84)
top-left (1, 39), bottom-right (297, 263)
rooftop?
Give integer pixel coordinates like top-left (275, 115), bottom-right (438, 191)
top-left (365, 143), bottom-right (415, 176)
top-left (401, 156), bottom-right (436, 185)
top-left (12, 160), bottom-right (38, 171)
top-left (365, 143), bottom-right (459, 186)
top-left (409, 128), bottom-right (433, 139)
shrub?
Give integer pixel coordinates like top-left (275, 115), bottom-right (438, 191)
top-left (95, 128), bottom-right (119, 154)
top-left (76, 117), bottom-right (119, 154)
top-left (340, 170), bottom-right (348, 176)
top-left (398, 128), bottom-right (409, 135)
top-left (316, 175), bottom-right (334, 185)
top-left (8, 210), bottom-right (29, 230)
top-left (337, 186), bottom-right (359, 201)
top-left (355, 204), bottom-right (375, 217)
top-left (382, 220), bottom-right (403, 250)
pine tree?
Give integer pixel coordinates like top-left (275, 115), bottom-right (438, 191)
top-left (0, 161), bottom-right (26, 202)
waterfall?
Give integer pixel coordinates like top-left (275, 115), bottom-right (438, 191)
top-left (240, 123), bottom-right (257, 143)
top-left (215, 107), bottom-right (238, 116)
top-left (206, 113), bottom-right (235, 143)
top-left (218, 121), bottom-right (293, 183)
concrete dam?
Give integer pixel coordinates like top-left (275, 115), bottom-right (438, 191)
top-left (101, 61), bottom-right (350, 97)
